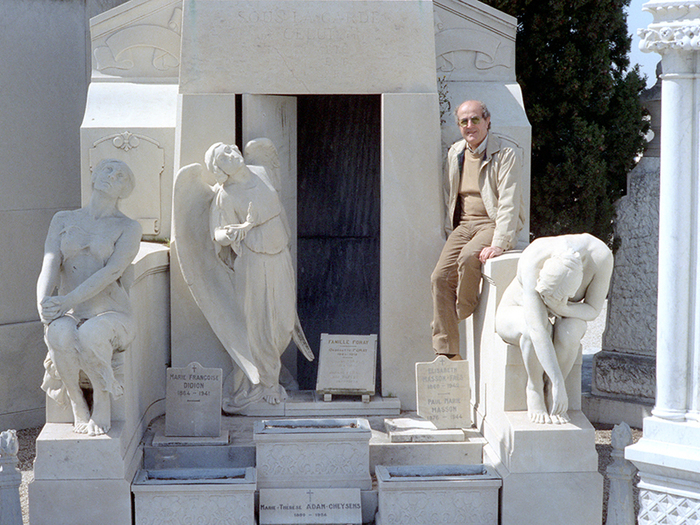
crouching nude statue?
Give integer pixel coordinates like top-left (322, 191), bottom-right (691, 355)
top-left (37, 159), bottom-right (142, 436)
top-left (173, 140), bottom-right (314, 413)
top-left (496, 234), bottom-right (613, 424)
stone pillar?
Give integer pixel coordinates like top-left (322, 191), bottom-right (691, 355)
top-left (626, 2), bottom-right (700, 522)
top-left (653, 45), bottom-right (695, 420)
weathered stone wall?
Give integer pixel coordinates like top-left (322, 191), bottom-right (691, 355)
top-left (594, 156), bottom-right (659, 403)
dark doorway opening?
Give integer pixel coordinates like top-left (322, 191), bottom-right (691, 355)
top-left (296, 95), bottom-right (381, 390)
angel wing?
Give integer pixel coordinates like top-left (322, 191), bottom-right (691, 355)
top-left (244, 138), bottom-right (281, 192)
top-left (172, 163), bottom-right (261, 384)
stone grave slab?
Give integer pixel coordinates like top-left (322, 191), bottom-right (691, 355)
top-left (384, 417), bottom-right (465, 442)
top-left (316, 334), bottom-right (377, 401)
top-left (415, 356), bottom-right (471, 429)
top-left (259, 488), bottom-right (362, 525)
top-left (165, 362), bottom-right (223, 437)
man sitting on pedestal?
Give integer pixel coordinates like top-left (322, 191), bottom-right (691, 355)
top-left (431, 100), bottom-right (525, 359)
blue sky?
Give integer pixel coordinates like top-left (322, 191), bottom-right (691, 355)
top-left (627, 0), bottom-right (659, 88)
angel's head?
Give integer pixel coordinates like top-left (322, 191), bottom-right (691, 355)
top-left (205, 142), bottom-right (245, 183)
top-left (535, 249), bottom-right (584, 303)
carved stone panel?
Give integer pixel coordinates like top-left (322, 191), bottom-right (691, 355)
top-left (86, 131), bottom-right (165, 236)
top-left (433, 0), bottom-right (517, 82)
top-left (90, 0), bottom-right (183, 79)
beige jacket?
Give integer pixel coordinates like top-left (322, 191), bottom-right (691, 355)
top-left (443, 133), bottom-right (525, 250)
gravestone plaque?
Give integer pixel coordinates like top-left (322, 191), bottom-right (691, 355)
top-left (259, 488), bottom-right (362, 525)
top-left (316, 334), bottom-right (377, 400)
top-left (165, 362), bottom-right (222, 437)
top-left (415, 356), bottom-right (471, 429)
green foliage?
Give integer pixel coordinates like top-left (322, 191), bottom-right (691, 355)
top-left (482, 0), bottom-right (649, 242)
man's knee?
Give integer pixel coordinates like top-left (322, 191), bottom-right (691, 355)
top-left (431, 263), bottom-right (454, 289)
top-left (457, 249), bottom-right (481, 271)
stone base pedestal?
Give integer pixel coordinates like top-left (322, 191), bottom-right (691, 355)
top-left (483, 411), bottom-right (603, 525)
top-left (626, 417), bottom-right (700, 523)
top-left (132, 467), bottom-right (257, 525)
top-left (584, 350), bottom-right (655, 428)
top-left (375, 465), bottom-right (501, 525)
top-left (254, 418), bottom-right (372, 490)
top-left (468, 256), bottom-right (603, 525)
top-left (29, 423), bottom-right (139, 525)
top-left (582, 392), bottom-right (653, 429)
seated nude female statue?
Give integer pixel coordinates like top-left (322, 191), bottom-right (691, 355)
top-left (496, 234), bottom-right (613, 424)
top-left (36, 159), bottom-right (141, 436)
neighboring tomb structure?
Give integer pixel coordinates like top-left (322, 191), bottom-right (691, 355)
top-left (496, 234), bottom-right (613, 424)
top-left (626, 2), bottom-right (700, 522)
top-left (173, 141), bottom-right (314, 412)
top-left (36, 159), bottom-right (142, 436)
top-left (586, 68), bottom-right (661, 428)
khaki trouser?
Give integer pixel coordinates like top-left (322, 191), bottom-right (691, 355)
top-left (431, 219), bottom-right (495, 355)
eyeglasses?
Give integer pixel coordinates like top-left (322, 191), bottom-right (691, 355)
top-left (458, 117), bottom-right (482, 127)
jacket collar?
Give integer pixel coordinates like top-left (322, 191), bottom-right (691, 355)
top-left (456, 133), bottom-right (501, 166)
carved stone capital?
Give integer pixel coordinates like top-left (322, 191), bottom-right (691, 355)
top-left (639, 1), bottom-right (700, 54)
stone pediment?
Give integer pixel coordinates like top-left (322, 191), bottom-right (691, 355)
top-left (434, 0), bottom-right (517, 82)
top-left (90, 0), bottom-right (182, 81)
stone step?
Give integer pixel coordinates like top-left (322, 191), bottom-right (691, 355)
top-left (142, 413), bottom-right (486, 473)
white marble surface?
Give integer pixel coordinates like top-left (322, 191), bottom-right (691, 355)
top-left (179, 0), bottom-right (437, 94)
top-left (376, 464), bottom-right (500, 525)
top-left (470, 256), bottom-right (603, 524)
top-left (627, 5), bottom-right (700, 522)
top-left (254, 418), bottom-right (372, 490)
top-left (133, 467), bottom-right (256, 525)
top-left (380, 93), bottom-right (443, 410)
top-left (81, 83), bottom-right (178, 239)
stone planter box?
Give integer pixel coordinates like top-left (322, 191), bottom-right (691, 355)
top-left (132, 467), bottom-right (256, 525)
top-left (254, 418), bottom-right (372, 490)
top-left (375, 465), bottom-right (501, 525)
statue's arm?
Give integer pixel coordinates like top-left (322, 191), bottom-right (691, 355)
top-left (36, 213), bottom-right (65, 323)
top-left (56, 220), bottom-right (142, 315)
top-left (210, 195), bottom-right (254, 248)
top-left (520, 256), bottom-right (566, 386)
top-left (543, 249), bottom-right (613, 321)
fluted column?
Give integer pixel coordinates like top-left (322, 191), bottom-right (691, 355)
top-left (639, 1), bottom-right (700, 420)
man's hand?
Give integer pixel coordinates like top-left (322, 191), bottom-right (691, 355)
top-left (479, 246), bottom-right (504, 263)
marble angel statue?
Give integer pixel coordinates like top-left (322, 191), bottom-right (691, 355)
top-left (36, 159), bottom-right (142, 436)
top-left (173, 139), bottom-right (314, 412)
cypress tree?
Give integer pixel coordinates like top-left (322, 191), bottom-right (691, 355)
top-left (482, 0), bottom-right (649, 241)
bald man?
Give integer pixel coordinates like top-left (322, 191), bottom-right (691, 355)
top-left (431, 100), bottom-right (525, 358)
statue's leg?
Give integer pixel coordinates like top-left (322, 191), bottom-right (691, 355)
top-left (552, 317), bottom-right (587, 379)
top-left (549, 317), bottom-right (587, 424)
top-left (76, 316), bottom-right (126, 436)
top-left (44, 317), bottom-right (91, 433)
top-left (497, 304), bottom-right (551, 424)
top-left (519, 333), bottom-right (552, 424)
